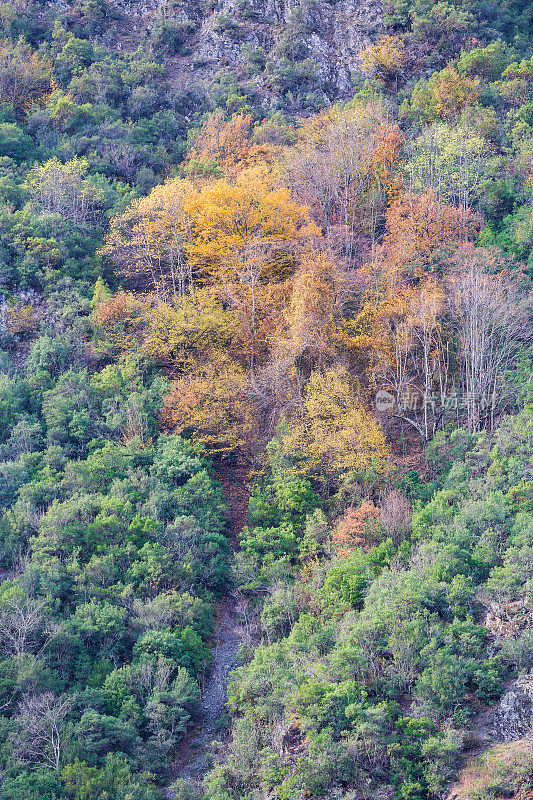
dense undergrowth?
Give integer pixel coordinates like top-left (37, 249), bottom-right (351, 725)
top-left (0, 359), bottom-right (230, 798)
top-left (197, 412), bottom-right (533, 800)
top-left (0, 1), bottom-right (531, 800)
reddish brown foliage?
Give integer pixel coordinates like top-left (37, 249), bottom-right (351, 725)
top-left (332, 500), bottom-right (384, 557)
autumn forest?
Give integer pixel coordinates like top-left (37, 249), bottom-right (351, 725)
top-left (0, 1), bottom-right (531, 799)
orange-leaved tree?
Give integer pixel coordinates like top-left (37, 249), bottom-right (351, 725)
top-left (357, 277), bottom-right (450, 440)
top-left (186, 110), bottom-right (280, 178)
top-left (159, 355), bottom-right (263, 456)
top-left (332, 501), bottom-right (384, 557)
top-left (92, 291), bottom-right (150, 359)
top-left (186, 110), bottom-right (254, 177)
top-left (375, 190), bottom-right (481, 284)
top-left (284, 101), bottom-right (403, 260)
top-left (284, 251), bottom-right (339, 359)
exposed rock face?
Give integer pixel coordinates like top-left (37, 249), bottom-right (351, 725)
top-left (484, 600), bottom-right (532, 644)
top-left (101, 0), bottom-right (383, 102)
top-left (195, 0), bottom-right (383, 92)
top-left (496, 674), bottom-right (533, 742)
top-left (474, 597), bottom-right (533, 744)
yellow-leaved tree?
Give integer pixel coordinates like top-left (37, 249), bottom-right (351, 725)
top-left (279, 366), bottom-right (392, 487)
top-left (186, 167), bottom-right (319, 370)
top-left (102, 178), bottom-right (198, 299)
top-left (184, 167), bottom-right (320, 283)
top-left (360, 35), bottom-right (405, 80)
top-left (102, 168), bottom-right (319, 348)
top-left (141, 289), bottom-right (243, 370)
top-left (283, 251), bottom-right (339, 362)
top-left (260, 251), bottom-right (341, 408)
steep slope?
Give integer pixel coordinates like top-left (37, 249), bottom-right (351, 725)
top-left (83, 0), bottom-right (384, 108)
top-left (168, 459), bottom-right (251, 790)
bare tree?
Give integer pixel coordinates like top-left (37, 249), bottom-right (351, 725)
top-left (285, 102), bottom-right (399, 264)
top-left (123, 392), bottom-right (148, 442)
top-left (13, 692), bottom-right (73, 773)
top-left (25, 158), bottom-right (97, 225)
top-left (0, 591), bottom-right (49, 658)
top-left (380, 491), bottom-right (412, 545)
top-left (103, 178), bottom-right (196, 301)
top-left (132, 592), bottom-right (178, 631)
top-left (371, 278), bottom-right (452, 440)
top-left (447, 245), bottom-right (530, 432)
top-left (217, 237), bottom-right (270, 371)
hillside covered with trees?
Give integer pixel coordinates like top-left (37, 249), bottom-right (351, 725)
top-left (0, 1), bottom-right (531, 799)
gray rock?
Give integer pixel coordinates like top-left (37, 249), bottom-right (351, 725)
top-left (496, 674), bottom-right (533, 741)
top-left (176, 600), bottom-right (241, 782)
top-left (103, 0), bottom-right (384, 99)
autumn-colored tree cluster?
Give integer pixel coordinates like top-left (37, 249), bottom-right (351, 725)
top-left (4, 6), bottom-right (533, 797)
top-left (97, 101), bottom-right (530, 475)
top-left (0, 38), bottom-right (54, 119)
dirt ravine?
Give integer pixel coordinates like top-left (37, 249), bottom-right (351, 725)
top-left (167, 458), bottom-right (251, 792)
top-left (173, 598), bottom-right (241, 784)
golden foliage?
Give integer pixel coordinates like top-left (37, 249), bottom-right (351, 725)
top-left (160, 356), bottom-right (261, 456)
top-left (5, 302), bottom-right (39, 337)
top-left (102, 179), bottom-right (198, 298)
top-left (103, 169), bottom-right (319, 302)
top-left (360, 35), bottom-right (405, 78)
top-left (280, 366), bottom-right (392, 484)
top-left (431, 68), bottom-right (480, 121)
top-left (356, 277), bottom-right (445, 352)
top-left (184, 167), bottom-right (320, 284)
top-left (141, 289), bottom-right (243, 369)
top-left (274, 251), bottom-right (340, 372)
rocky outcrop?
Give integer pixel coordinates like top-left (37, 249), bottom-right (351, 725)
top-left (484, 599), bottom-right (532, 644)
top-left (195, 0), bottom-right (382, 95)
top-left (99, 0), bottom-right (383, 102)
top-left (496, 674), bottom-right (533, 741)
top-left (464, 596), bottom-right (533, 746)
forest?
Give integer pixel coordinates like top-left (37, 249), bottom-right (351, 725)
top-left (0, 0), bottom-right (530, 799)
